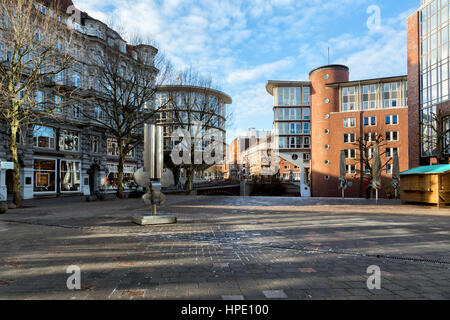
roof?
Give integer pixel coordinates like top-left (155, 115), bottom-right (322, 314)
top-left (309, 64), bottom-right (349, 77)
top-left (326, 75), bottom-right (408, 88)
top-left (158, 85), bottom-right (232, 104)
top-left (265, 81), bottom-right (311, 96)
top-left (400, 164), bottom-right (450, 175)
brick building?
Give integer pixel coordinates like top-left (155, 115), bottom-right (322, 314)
top-left (309, 66), bottom-right (409, 198)
top-left (269, 65), bottom-right (409, 198)
top-left (407, 0), bottom-right (449, 168)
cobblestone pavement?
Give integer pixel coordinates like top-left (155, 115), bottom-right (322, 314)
top-left (0, 196), bottom-right (450, 300)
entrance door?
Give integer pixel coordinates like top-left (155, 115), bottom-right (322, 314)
top-left (6, 170), bottom-right (13, 194)
top-left (88, 165), bottom-right (99, 195)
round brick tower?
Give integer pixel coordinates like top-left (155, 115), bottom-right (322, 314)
top-left (309, 65), bottom-right (349, 197)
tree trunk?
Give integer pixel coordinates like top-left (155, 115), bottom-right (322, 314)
top-left (117, 144), bottom-right (125, 199)
top-left (186, 166), bottom-right (194, 194)
top-left (9, 123), bottom-right (21, 207)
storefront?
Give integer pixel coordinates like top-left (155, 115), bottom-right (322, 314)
top-left (104, 163), bottom-right (137, 191)
top-left (33, 157), bottom-right (82, 196)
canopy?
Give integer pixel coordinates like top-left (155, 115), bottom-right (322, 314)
top-left (400, 164), bottom-right (450, 175)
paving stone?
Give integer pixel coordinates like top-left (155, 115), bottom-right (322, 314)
top-left (1, 196), bottom-right (450, 300)
top-left (222, 295), bottom-right (245, 300)
top-left (299, 268), bottom-right (317, 273)
top-left (263, 290), bottom-right (288, 299)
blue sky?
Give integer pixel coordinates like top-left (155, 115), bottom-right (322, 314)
top-left (73, 0), bottom-right (419, 141)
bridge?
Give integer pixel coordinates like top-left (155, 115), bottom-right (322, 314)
top-left (194, 181), bottom-right (241, 196)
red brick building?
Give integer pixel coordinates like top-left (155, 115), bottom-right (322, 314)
top-left (407, 1), bottom-right (449, 168)
top-left (309, 66), bottom-right (409, 198)
top-left (269, 65), bottom-right (410, 198)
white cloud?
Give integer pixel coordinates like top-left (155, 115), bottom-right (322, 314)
top-left (226, 58), bottom-right (295, 84)
top-left (72, 0), bottom-right (415, 142)
top-left (333, 8), bottom-right (416, 80)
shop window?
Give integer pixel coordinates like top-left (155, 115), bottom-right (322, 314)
top-left (34, 159), bottom-right (56, 192)
top-left (61, 160), bottom-right (81, 192)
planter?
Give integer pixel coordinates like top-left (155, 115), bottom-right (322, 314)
top-left (0, 202), bottom-right (8, 214)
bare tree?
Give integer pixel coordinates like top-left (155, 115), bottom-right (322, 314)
top-left (0, 0), bottom-right (74, 206)
top-left (165, 68), bottom-right (231, 193)
top-left (348, 128), bottom-right (392, 197)
top-left (77, 32), bottom-right (171, 199)
top-left (421, 108), bottom-right (450, 164)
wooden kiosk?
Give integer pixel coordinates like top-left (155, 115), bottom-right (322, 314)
top-left (400, 164), bottom-right (450, 207)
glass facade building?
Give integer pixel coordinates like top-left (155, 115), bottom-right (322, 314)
top-left (420, 0), bottom-right (450, 156)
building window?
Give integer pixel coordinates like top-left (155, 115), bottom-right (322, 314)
top-left (365, 148), bottom-right (374, 159)
top-left (55, 71), bottom-right (63, 84)
top-left (59, 130), bottom-right (80, 152)
top-left (343, 117), bottom-right (356, 128)
top-left (303, 108), bottom-right (310, 120)
top-left (126, 145), bottom-right (136, 158)
top-left (325, 160), bottom-right (330, 165)
top-left (107, 138), bottom-right (119, 156)
top-left (34, 91), bottom-right (44, 110)
top-left (386, 131), bottom-right (399, 142)
top-left (91, 136), bottom-right (100, 153)
top-left (289, 137), bottom-right (296, 149)
top-left (303, 123), bottom-right (310, 134)
top-left (303, 87), bottom-right (310, 105)
top-left (362, 84), bottom-right (377, 110)
top-left (105, 164), bottom-right (137, 190)
top-left (325, 144), bottom-right (330, 150)
top-left (278, 87), bottom-right (301, 106)
top-left (33, 159), bottom-right (56, 193)
top-left (295, 137), bottom-right (302, 148)
top-left (304, 137), bottom-right (310, 148)
top-left (54, 95), bottom-right (62, 113)
top-left (303, 153), bottom-right (310, 161)
top-left (94, 105), bottom-right (105, 121)
top-left (385, 115), bottom-right (399, 125)
top-left (364, 116), bottom-right (376, 126)
top-left (344, 133), bottom-right (355, 143)
top-left (383, 82), bottom-right (400, 108)
top-left (71, 105), bottom-right (80, 118)
top-left (344, 149), bottom-right (356, 159)
top-left (386, 164), bottom-right (392, 175)
top-left (365, 132), bottom-right (377, 143)
top-left (386, 147), bottom-right (399, 158)
top-left (33, 126), bottom-right (55, 149)
top-left (120, 43), bottom-right (127, 53)
top-left (72, 71), bottom-right (81, 87)
top-left (346, 164), bottom-right (356, 174)
top-left (60, 160), bottom-right (81, 192)
top-left (342, 87), bottom-right (357, 111)
top-left (445, 117), bottom-right (450, 155)
top-left (324, 175), bottom-right (330, 181)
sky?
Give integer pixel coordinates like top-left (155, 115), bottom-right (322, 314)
top-left (72, 0), bottom-right (419, 141)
